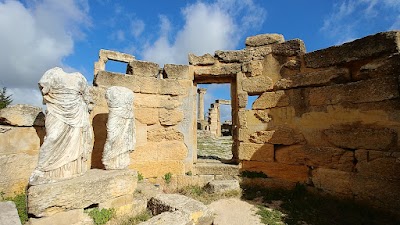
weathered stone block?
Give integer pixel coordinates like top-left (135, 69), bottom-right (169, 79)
top-left (274, 67), bottom-right (350, 90)
top-left (237, 92), bottom-right (248, 108)
top-left (188, 53), bottom-right (215, 66)
top-left (249, 127), bottom-right (304, 145)
top-left (94, 71), bottom-right (141, 92)
top-left (27, 169), bottom-right (137, 217)
top-left (134, 93), bottom-right (181, 109)
top-left (159, 79), bottom-right (189, 96)
top-left (0, 125), bottom-right (44, 156)
top-left (0, 201), bottom-right (21, 225)
top-left (126, 60), bottom-right (160, 77)
top-left (355, 155), bottom-right (400, 180)
top-left (131, 142), bottom-right (158, 161)
top-left (304, 31), bottom-right (400, 68)
top-left (204, 180), bottom-right (240, 194)
top-left (247, 46), bottom-right (273, 60)
top-left (27, 209), bottom-right (92, 225)
top-left (193, 64), bottom-right (241, 78)
top-left (271, 39), bottom-right (306, 56)
top-left (215, 50), bottom-right (248, 63)
top-left (307, 77), bottom-right (399, 106)
top-left (157, 141), bottom-right (188, 160)
top-left (194, 162), bottom-right (239, 176)
top-left (135, 107), bottom-right (158, 125)
top-left (130, 161), bottom-right (185, 178)
top-left (237, 142), bottom-right (274, 161)
top-left (148, 194), bottom-right (214, 225)
top-left (98, 194), bottom-right (134, 216)
top-left (241, 76), bottom-right (274, 94)
top-left (0, 104), bottom-right (44, 127)
top-left (311, 168), bottom-right (352, 196)
top-left (323, 127), bottom-right (396, 150)
top-left (163, 64), bottom-right (191, 80)
top-left (240, 161), bottom-right (309, 183)
top-left (140, 211), bottom-right (191, 225)
top-left (357, 54), bottom-right (400, 80)
top-left (241, 60), bottom-right (263, 76)
top-left (245, 33), bottom-right (285, 47)
top-left (159, 109), bottom-right (184, 126)
top-left (252, 90), bottom-right (289, 109)
top-left (147, 127), bottom-right (184, 142)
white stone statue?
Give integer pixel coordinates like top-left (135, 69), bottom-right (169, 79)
top-left (29, 67), bottom-right (94, 185)
top-left (102, 86), bottom-right (135, 170)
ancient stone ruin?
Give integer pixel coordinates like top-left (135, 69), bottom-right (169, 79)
top-left (0, 31), bottom-right (400, 224)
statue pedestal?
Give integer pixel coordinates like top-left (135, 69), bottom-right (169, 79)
top-left (27, 169), bottom-right (138, 224)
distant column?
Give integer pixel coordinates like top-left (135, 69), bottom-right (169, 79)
top-left (197, 88), bottom-right (207, 120)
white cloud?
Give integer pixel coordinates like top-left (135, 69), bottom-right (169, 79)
top-left (0, 0), bottom-right (90, 106)
top-left (130, 19), bottom-right (145, 38)
top-left (142, 0), bottom-right (266, 65)
top-left (322, 0), bottom-right (400, 45)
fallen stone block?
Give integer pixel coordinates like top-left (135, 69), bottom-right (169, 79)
top-left (245, 33), bottom-right (285, 47)
top-left (147, 194), bottom-right (214, 225)
top-left (188, 53), bottom-right (215, 66)
top-left (0, 104), bottom-right (44, 127)
top-left (0, 201), bottom-right (21, 225)
top-left (204, 180), bottom-right (240, 194)
top-left (140, 211), bottom-right (191, 225)
top-left (27, 169), bottom-right (137, 217)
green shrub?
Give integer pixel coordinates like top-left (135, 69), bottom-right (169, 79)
top-left (163, 172), bottom-right (172, 184)
top-left (85, 208), bottom-right (115, 225)
top-left (117, 210), bottom-right (152, 225)
top-left (256, 206), bottom-right (285, 225)
top-left (2, 193), bottom-right (28, 224)
top-left (240, 170), bottom-right (268, 178)
top-left (137, 172), bottom-right (144, 181)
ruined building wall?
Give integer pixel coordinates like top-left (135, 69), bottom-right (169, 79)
top-left (191, 31), bottom-right (400, 214)
top-left (92, 56), bottom-right (197, 178)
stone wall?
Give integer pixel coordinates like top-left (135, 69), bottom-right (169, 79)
top-left (0, 105), bottom-right (45, 197)
top-left (92, 58), bottom-right (197, 178)
top-left (191, 31), bottom-right (400, 214)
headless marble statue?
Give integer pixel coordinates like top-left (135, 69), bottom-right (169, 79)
top-left (102, 86), bottom-right (135, 169)
top-left (29, 67), bottom-right (93, 185)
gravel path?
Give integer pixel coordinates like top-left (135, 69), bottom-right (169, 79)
top-left (209, 198), bottom-right (263, 225)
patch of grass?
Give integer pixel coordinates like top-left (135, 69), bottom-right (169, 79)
top-left (163, 172), bottom-right (172, 184)
top-left (116, 210), bottom-right (152, 225)
top-left (242, 183), bottom-right (400, 225)
top-left (85, 208), bottom-right (115, 225)
top-left (241, 170), bottom-right (268, 178)
top-left (179, 185), bottom-right (241, 204)
top-left (2, 193), bottom-right (28, 224)
top-left (256, 206), bottom-right (285, 225)
top-left (137, 172), bottom-right (144, 181)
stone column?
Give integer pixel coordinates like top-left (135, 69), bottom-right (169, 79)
top-left (197, 88), bottom-right (207, 120)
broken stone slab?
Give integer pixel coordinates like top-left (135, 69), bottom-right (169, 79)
top-left (27, 169), bottom-right (137, 217)
top-left (245, 33), bottom-right (285, 47)
top-left (147, 194), bottom-right (214, 225)
top-left (304, 31), bottom-right (400, 68)
top-left (215, 50), bottom-right (248, 63)
top-left (163, 64), bottom-right (192, 80)
top-left (27, 209), bottom-right (93, 225)
top-left (204, 180), bottom-right (240, 194)
top-left (126, 60), bottom-right (160, 78)
top-left (188, 53), bottom-right (215, 66)
top-left (241, 76), bottom-right (274, 94)
top-left (271, 39), bottom-right (306, 56)
top-left (0, 104), bottom-right (44, 127)
top-left (140, 211), bottom-right (191, 225)
top-left (0, 201), bottom-right (21, 225)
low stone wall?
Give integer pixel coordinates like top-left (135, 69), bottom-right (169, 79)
top-left (0, 105), bottom-right (45, 197)
top-left (92, 60), bottom-right (197, 178)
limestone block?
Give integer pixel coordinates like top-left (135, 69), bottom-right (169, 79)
top-left (241, 76), bottom-right (274, 94)
top-left (204, 180), bottom-right (240, 193)
top-left (240, 161), bottom-right (309, 183)
top-left (126, 60), bottom-right (160, 77)
top-left (0, 125), bottom-right (43, 155)
top-left (237, 92), bottom-right (248, 108)
top-left (188, 53), bottom-right (215, 66)
top-left (27, 209), bottom-right (91, 225)
top-left (27, 169), bottom-right (137, 217)
top-left (157, 141), bottom-right (188, 160)
top-left (237, 142), bottom-right (274, 161)
top-left (141, 211), bottom-right (191, 225)
top-left (215, 50), bottom-right (248, 63)
top-left (357, 54), bottom-right (400, 80)
top-left (130, 160), bottom-right (185, 178)
top-left (307, 77), bottom-right (399, 106)
top-left (311, 168), bottom-right (353, 196)
top-left (274, 67), bottom-right (350, 90)
top-left (135, 108), bottom-right (158, 125)
top-left (323, 127), bottom-right (396, 150)
top-left (0, 104), bottom-right (44, 126)
top-left (245, 33), bottom-right (285, 47)
top-left (0, 201), bottom-right (21, 225)
top-left (247, 46), bottom-right (273, 60)
top-left (139, 77), bottom-right (160, 94)
top-left (94, 71), bottom-right (140, 92)
top-left (131, 142), bottom-right (158, 161)
top-left (304, 31), bottom-right (400, 68)
top-left (241, 60), bottom-right (263, 76)
top-left (159, 109), bottom-right (184, 126)
top-left (99, 49), bottom-right (135, 63)
top-left (249, 127), bottom-right (305, 145)
top-left (0, 153), bottom-right (38, 196)
top-left (147, 127), bottom-right (184, 141)
top-left (159, 79), bottom-right (189, 96)
top-left (271, 39), bottom-right (306, 56)
top-left (163, 64), bottom-right (191, 80)
top-left (134, 93), bottom-right (181, 109)
top-left (252, 91), bottom-right (289, 109)
top-left (98, 194), bottom-right (134, 216)
top-left (148, 194), bottom-right (214, 225)
top-left (194, 162), bottom-right (239, 176)
top-left (355, 154), bottom-right (400, 180)
top-left (193, 64), bottom-right (241, 77)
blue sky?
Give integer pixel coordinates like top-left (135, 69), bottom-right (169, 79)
top-left (1, 0), bottom-right (399, 121)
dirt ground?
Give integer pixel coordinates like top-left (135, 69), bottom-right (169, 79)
top-left (209, 198), bottom-right (263, 225)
